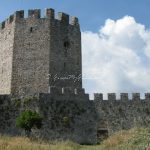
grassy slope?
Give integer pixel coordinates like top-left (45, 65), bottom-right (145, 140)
top-left (0, 127), bottom-right (150, 150)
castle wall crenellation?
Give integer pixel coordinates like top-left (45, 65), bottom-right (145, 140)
top-left (49, 87), bottom-right (87, 97)
top-left (0, 8), bottom-right (79, 30)
top-left (94, 93), bottom-right (150, 101)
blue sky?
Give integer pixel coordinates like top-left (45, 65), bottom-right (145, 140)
top-left (0, 0), bottom-right (150, 32)
top-left (1, 0), bottom-right (150, 98)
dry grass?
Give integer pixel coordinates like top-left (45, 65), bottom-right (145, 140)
top-left (102, 128), bottom-right (136, 147)
top-left (0, 136), bottom-right (81, 150)
top-left (98, 127), bottom-right (150, 150)
top-left (0, 127), bottom-right (149, 150)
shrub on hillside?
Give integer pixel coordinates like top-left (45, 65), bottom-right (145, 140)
top-left (16, 110), bottom-right (43, 137)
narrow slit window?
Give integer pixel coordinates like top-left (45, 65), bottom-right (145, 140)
top-left (64, 62), bottom-right (66, 70)
top-left (64, 41), bottom-right (70, 57)
top-left (30, 27), bottom-right (33, 33)
top-left (64, 41), bottom-right (70, 49)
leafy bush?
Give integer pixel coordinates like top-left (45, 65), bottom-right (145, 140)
top-left (16, 110), bottom-right (43, 136)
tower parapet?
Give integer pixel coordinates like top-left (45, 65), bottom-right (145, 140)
top-left (45, 8), bottom-right (55, 19)
top-left (70, 16), bottom-right (79, 26)
top-left (108, 93), bottom-right (116, 101)
top-left (120, 93), bottom-right (128, 101)
top-left (28, 9), bottom-right (41, 18)
top-left (14, 10), bottom-right (24, 21)
top-left (0, 8), bottom-right (79, 30)
top-left (58, 12), bottom-right (69, 24)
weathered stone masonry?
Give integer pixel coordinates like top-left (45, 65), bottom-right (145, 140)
top-left (94, 93), bottom-right (150, 135)
top-left (0, 9), bottom-right (150, 144)
top-left (0, 88), bottom-right (98, 144)
top-left (0, 17), bottom-right (15, 94)
top-left (0, 9), bottom-right (82, 97)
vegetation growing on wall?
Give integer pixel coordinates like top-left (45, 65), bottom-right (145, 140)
top-left (16, 110), bottom-right (43, 137)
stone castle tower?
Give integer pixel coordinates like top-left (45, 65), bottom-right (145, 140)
top-left (0, 9), bottom-right (82, 97)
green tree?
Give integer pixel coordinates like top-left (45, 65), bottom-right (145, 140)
top-left (16, 110), bottom-right (43, 137)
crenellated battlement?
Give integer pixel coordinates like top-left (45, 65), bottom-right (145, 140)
top-left (49, 86), bottom-right (86, 96)
top-left (94, 93), bottom-right (150, 101)
top-left (0, 8), bottom-right (79, 30)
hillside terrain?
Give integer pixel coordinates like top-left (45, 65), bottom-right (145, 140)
top-left (0, 127), bottom-right (149, 150)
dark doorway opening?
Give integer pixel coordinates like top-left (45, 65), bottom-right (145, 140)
top-left (97, 129), bottom-right (108, 141)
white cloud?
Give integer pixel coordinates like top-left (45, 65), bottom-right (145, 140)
top-left (82, 16), bottom-right (150, 99)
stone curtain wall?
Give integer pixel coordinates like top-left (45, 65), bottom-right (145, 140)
top-left (0, 95), bottom-right (19, 135)
top-left (94, 93), bottom-right (150, 134)
top-left (37, 93), bottom-right (98, 144)
top-left (0, 89), bottom-right (98, 144)
top-left (0, 92), bottom-right (150, 143)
